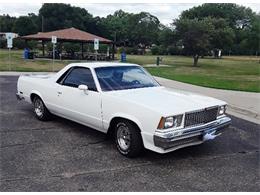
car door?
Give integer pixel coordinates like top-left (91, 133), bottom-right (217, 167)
top-left (55, 67), bottom-right (103, 131)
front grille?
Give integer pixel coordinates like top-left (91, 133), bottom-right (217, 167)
top-left (184, 107), bottom-right (218, 128)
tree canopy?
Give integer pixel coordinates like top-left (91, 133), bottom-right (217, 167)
top-left (179, 3), bottom-right (259, 56)
top-left (12, 15), bottom-right (38, 36)
top-left (180, 3), bottom-right (255, 28)
top-left (0, 3), bottom-right (259, 60)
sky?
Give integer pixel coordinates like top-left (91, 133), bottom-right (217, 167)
top-left (0, 2), bottom-right (260, 25)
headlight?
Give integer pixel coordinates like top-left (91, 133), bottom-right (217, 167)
top-left (157, 115), bottom-right (183, 129)
top-left (218, 105), bottom-right (227, 116)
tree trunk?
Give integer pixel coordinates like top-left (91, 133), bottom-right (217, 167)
top-left (193, 54), bottom-right (199, 66)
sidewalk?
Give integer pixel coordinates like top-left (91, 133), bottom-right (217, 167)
top-left (0, 71), bottom-right (259, 124)
top-left (155, 76), bottom-right (260, 124)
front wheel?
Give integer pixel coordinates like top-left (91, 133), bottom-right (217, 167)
top-left (33, 96), bottom-right (52, 121)
top-left (115, 120), bottom-right (144, 158)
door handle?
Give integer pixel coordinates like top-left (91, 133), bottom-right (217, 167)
top-left (57, 91), bottom-right (62, 95)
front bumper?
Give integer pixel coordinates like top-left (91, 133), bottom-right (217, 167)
top-left (154, 116), bottom-right (231, 150)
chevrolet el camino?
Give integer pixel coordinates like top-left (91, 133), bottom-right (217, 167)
top-left (16, 63), bottom-right (231, 157)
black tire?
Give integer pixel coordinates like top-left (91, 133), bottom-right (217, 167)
top-left (115, 119), bottom-right (144, 158)
top-left (32, 96), bottom-right (52, 121)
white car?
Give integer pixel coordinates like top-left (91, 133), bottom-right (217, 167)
top-left (16, 62), bottom-right (231, 157)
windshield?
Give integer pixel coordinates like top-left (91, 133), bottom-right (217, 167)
top-left (95, 66), bottom-right (160, 91)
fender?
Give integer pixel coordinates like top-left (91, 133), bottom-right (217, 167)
top-left (107, 112), bottom-right (143, 132)
top-left (30, 90), bottom-right (44, 103)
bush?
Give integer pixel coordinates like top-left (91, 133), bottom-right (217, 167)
top-left (98, 44), bottom-right (111, 53)
top-left (62, 43), bottom-right (80, 53)
top-left (13, 39), bottom-right (26, 49)
top-left (167, 45), bottom-right (182, 55)
top-left (117, 46), bottom-right (140, 55)
top-left (151, 45), bottom-right (167, 55)
top-left (13, 39), bottom-right (38, 49)
top-left (0, 39), bottom-right (6, 48)
top-left (129, 46), bottom-right (140, 54)
top-left (0, 38), bottom-right (37, 49)
top-left (151, 45), bottom-right (159, 55)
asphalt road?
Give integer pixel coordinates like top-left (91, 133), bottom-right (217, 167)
top-left (0, 76), bottom-right (259, 192)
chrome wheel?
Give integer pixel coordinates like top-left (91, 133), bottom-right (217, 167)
top-left (116, 123), bottom-right (131, 151)
top-left (34, 98), bottom-right (44, 117)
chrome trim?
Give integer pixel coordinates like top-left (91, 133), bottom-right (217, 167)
top-left (154, 116), bottom-right (231, 150)
top-left (184, 106), bottom-right (219, 128)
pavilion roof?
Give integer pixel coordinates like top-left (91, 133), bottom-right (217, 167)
top-left (21, 27), bottom-right (112, 43)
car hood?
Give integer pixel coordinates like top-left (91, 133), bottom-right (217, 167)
top-left (107, 86), bottom-right (226, 116)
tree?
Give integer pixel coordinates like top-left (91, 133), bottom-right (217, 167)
top-left (179, 3), bottom-right (257, 55)
top-left (0, 15), bottom-right (17, 32)
top-left (12, 16), bottom-right (38, 36)
top-left (100, 10), bottom-right (161, 48)
top-left (0, 3), bottom-right (257, 55)
top-left (174, 18), bottom-right (214, 66)
top-left (208, 18), bottom-right (235, 57)
top-left (180, 3), bottom-right (255, 29)
top-left (38, 3), bottom-right (96, 33)
top-left (100, 10), bottom-right (132, 45)
top-left (127, 12), bottom-right (160, 47)
top-left (236, 14), bottom-right (260, 55)
top-left (158, 27), bottom-right (175, 45)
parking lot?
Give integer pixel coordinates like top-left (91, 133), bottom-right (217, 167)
top-left (0, 76), bottom-right (259, 191)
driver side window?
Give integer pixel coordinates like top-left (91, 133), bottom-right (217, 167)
top-left (62, 67), bottom-right (97, 91)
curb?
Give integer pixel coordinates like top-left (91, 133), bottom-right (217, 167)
top-left (227, 105), bottom-right (259, 124)
top-left (228, 104), bottom-right (258, 119)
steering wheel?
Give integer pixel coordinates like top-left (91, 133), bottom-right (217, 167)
top-left (131, 80), bottom-right (141, 85)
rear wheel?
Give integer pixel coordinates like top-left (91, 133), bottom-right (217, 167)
top-left (33, 96), bottom-right (51, 121)
top-left (115, 119), bottom-right (144, 158)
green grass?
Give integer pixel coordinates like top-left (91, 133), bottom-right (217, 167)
top-left (0, 49), bottom-right (259, 92)
top-left (0, 49), bottom-right (70, 72)
top-left (125, 55), bottom-right (260, 92)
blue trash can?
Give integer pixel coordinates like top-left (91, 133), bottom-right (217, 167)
top-left (121, 52), bottom-right (126, 62)
top-left (24, 48), bottom-right (29, 59)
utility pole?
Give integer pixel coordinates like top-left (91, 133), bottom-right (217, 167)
top-left (51, 36), bottom-right (57, 72)
top-left (8, 48), bottom-right (11, 71)
top-left (41, 15), bottom-right (44, 32)
top-left (114, 31), bottom-right (117, 44)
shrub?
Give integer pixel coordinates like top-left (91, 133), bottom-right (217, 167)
top-left (0, 39), bottom-right (6, 48)
top-left (151, 45), bottom-right (167, 55)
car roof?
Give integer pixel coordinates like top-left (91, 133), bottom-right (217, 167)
top-left (67, 62), bottom-right (140, 69)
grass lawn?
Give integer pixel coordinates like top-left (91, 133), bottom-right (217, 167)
top-left (0, 49), bottom-right (259, 92)
top-left (126, 55), bottom-right (260, 92)
top-left (0, 49), bottom-right (70, 72)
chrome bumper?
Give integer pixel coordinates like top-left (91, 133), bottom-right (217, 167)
top-left (154, 116), bottom-right (231, 150)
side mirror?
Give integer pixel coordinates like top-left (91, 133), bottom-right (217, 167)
top-left (78, 84), bottom-right (88, 94)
